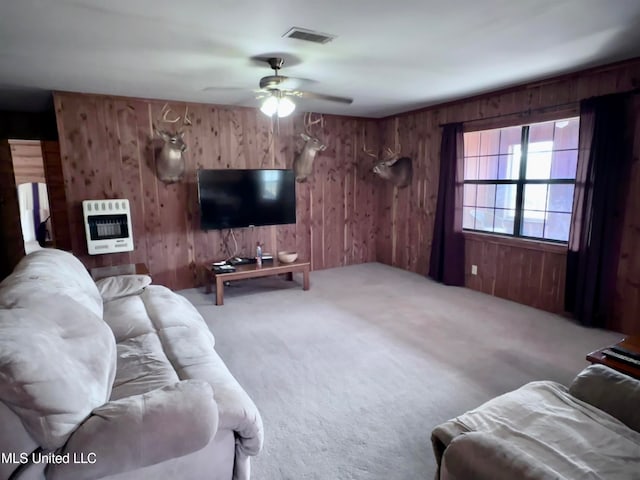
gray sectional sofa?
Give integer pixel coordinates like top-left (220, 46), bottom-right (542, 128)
top-left (432, 364), bottom-right (640, 479)
top-left (0, 249), bottom-right (263, 480)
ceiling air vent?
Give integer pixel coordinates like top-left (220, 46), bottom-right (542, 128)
top-left (283, 27), bottom-right (336, 44)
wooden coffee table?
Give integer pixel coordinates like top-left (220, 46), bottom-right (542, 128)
top-left (586, 335), bottom-right (640, 379)
top-left (205, 259), bottom-right (310, 306)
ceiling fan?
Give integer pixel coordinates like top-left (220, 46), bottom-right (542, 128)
top-left (256, 57), bottom-right (353, 117)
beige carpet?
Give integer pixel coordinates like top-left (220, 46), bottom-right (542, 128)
top-left (179, 262), bottom-right (621, 480)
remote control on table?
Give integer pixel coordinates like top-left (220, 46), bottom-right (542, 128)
top-left (213, 265), bottom-right (236, 273)
top-left (609, 345), bottom-right (640, 361)
top-left (602, 349), bottom-right (640, 368)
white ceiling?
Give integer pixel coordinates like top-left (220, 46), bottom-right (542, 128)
top-left (1, 0), bottom-right (640, 118)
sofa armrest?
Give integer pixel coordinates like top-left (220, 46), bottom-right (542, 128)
top-left (569, 364), bottom-right (640, 433)
top-left (48, 380), bottom-right (218, 480)
top-left (441, 432), bottom-right (566, 480)
top-left (431, 421), bottom-right (469, 469)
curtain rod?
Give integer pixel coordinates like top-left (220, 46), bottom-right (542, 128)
top-left (438, 100), bottom-right (578, 128)
top-left (438, 88), bottom-right (640, 128)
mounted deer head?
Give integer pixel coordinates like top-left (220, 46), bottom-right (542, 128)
top-left (363, 142), bottom-right (413, 189)
top-left (153, 104), bottom-right (192, 183)
top-left (293, 112), bottom-right (326, 182)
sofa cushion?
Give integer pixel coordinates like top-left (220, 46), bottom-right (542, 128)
top-left (48, 380), bottom-right (218, 480)
top-left (102, 292), bottom-right (184, 400)
top-left (103, 286), bottom-right (218, 400)
top-left (96, 274), bottom-right (152, 302)
top-left (0, 298), bottom-right (116, 450)
top-left (103, 293), bottom-right (157, 343)
top-left (0, 249), bottom-right (103, 318)
top-left (110, 333), bottom-right (181, 401)
top-left (569, 364), bottom-right (640, 433)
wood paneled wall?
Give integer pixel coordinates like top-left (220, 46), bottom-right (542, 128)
top-left (375, 115), bottom-right (439, 272)
top-left (0, 140), bottom-right (25, 280)
top-left (464, 233), bottom-right (567, 313)
top-left (377, 58), bottom-right (640, 333)
top-left (9, 139), bottom-right (46, 185)
top-left (53, 93), bottom-right (378, 290)
top-left (612, 93), bottom-right (640, 333)
top-left (41, 140), bottom-right (71, 251)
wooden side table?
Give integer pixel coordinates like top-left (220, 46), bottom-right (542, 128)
top-left (586, 335), bottom-right (640, 379)
top-left (90, 263), bottom-right (150, 281)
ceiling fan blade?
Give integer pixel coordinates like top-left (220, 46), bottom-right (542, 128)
top-left (259, 75), bottom-right (311, 90)
top-left (202, 86), bottom-right (247, 92)
top-left (293, 90), bottom-right (354, 105)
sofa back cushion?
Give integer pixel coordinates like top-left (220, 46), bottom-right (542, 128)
top-left (0, 297), bottom-right (116, 450)
top-left (96, 274), bottom-right (152, 302)
top-left (0, 249), bottom-right (102, 318)
top-left (569, 364), bottom-right (640, 433)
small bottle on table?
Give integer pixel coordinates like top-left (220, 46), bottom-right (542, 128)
top-left (256, 242), bottom-right (262, 266)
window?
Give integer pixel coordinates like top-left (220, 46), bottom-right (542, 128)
top-left (462, 117), bottom-right (579, 242)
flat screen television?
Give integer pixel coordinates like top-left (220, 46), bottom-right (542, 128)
top-left (197, 169), bottom-right (296, 230)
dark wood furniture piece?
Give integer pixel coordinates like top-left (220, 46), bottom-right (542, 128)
top-left (587, 335), bottom-right (640, 379)
top-left (90, 262), bottom-right (150, 281)
top-left (205, 260), bottom-right (310, 306)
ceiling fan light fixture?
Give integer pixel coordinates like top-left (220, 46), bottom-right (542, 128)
top-left (260, 93), bottom-right (296, 118)
top-left (260, 95), bottom-right (279, 116)
top-left (255, 57), bottom-right (350, 116)
top-left (277, 96), bottom-right (296, 117)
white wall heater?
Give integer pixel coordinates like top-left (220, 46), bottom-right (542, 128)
top-left (82, 199), bottom-right (134, 255)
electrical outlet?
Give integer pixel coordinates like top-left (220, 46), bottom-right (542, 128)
top-left (471, 265), bottom-right (478, 276)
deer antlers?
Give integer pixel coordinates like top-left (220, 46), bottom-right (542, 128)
top-left (303, 112), bottom-right (324, 136)
top-left (362, 136), bottom-right (401, 163)
top-left (156, 103), bottom-right (192, 133)
top-left (382, 145), bottom-right (401, 162)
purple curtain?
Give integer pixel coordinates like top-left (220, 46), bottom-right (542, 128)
top-left (429, 123), bottom-right (465, 285)
top-left (565, 94), bottom-right (634, 327)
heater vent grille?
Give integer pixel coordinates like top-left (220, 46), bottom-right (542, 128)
top-left (283, 27), bottom-right (335, 44)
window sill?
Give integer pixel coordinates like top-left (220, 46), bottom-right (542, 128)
top-left (463, 231), bottom-right (568, 254)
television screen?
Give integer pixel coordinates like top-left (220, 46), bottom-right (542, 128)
top-left (197, 169), bottom-right (296, 230)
